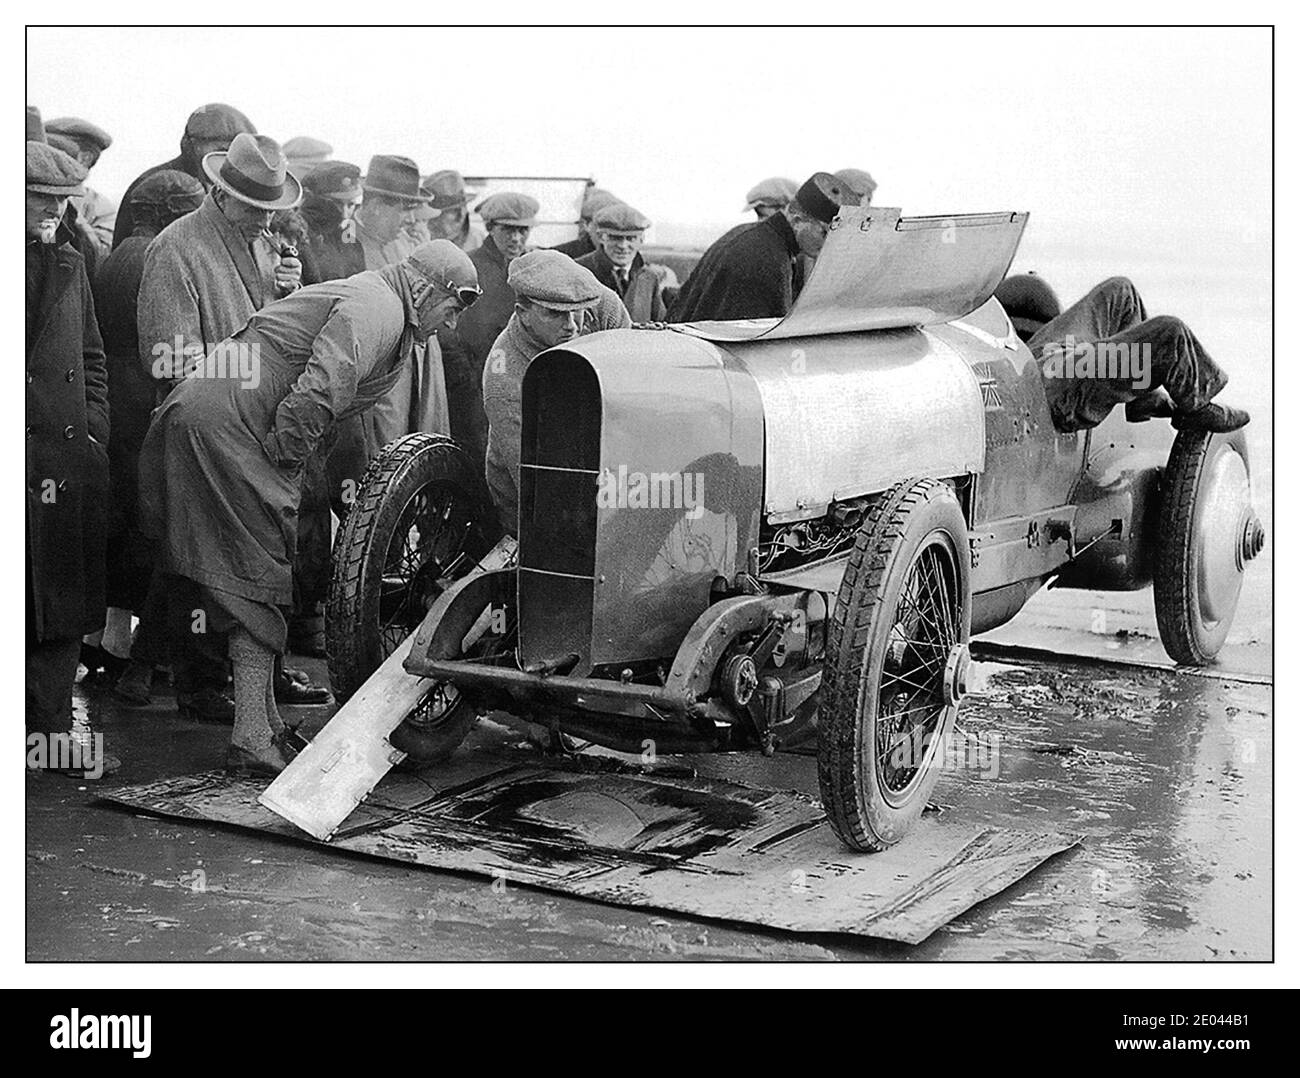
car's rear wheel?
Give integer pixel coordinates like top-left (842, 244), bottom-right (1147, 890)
top-left (817, 479), bottom-right (971, 852)
top-left (326, 433), bottom-right (496, 766)
top-left (1154, 429), bottom-right (1263, 665)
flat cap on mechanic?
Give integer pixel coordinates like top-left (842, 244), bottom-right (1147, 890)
top-left (508, 249), bottom-right (604, 310)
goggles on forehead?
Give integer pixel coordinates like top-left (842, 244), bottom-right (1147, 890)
top-left (445, 280), bottom-right (482, 308)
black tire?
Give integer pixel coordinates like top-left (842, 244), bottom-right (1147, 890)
top-left (1154, 429), bottom-right (1257, 666)
top-left (326, 433), bottom-right (495, 766)
top-left (817, 479), bottom-right (972, 852)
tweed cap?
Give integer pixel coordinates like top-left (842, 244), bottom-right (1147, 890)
top-left (46, 132), bottom-right (81, 158)
top-left (406, 240), bottom-right (479, 295)
top-left (744, 176), bottom-right (797, 211)
top-left (45, 116), bottom-right (113, 151)
top-left (303, 160), bottom-right (363, 202)
top-left (792, 171), bottom-right (860, 225)
top-left (185, 103), bottom-right (256, 140)
top-left (27, 140), bottom-right (87, 196)
top-left (594, 202), bottom-right (651, 234)
top-left (508, 249), bottom-right (603, 311)
top-left (834, 167), bottom-right (877, 203)
top-left (130, 169), bottom-right (204, 212)
top-left (579, 186), bottom-right (620, 220)
top-left (477, 192), bottom-right (539, 227)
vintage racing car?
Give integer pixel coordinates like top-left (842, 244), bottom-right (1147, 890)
top-left (323, 205), bottom-right (1265, 852)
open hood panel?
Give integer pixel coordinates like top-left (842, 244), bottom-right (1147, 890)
top-left (673, 206), bottom-right (1028, 342)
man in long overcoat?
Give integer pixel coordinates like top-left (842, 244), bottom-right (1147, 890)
top-left (25, 142), bottom-right (114, 774)
top-left (136, 132), bottom-right (319, 718)
top-left (138, 241), bottom-right (480, 777)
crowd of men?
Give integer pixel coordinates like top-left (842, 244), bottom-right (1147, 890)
top-left (26, 100), bottom-right (1247, 780)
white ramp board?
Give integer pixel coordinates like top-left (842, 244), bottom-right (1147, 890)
top-left (260, 537), bottom-right (516, 841)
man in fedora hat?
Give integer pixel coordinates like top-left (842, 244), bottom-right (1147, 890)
top-left (137, 132), bottom-right (325, 720)
top-left (25, 141), bottom-right (118, 776)
top-left (438, 192), bottom-right (540, 474)
top-left (576, 202), bottom-right (666, 322)
top-left (139, 241), bottom-right (479, 776)
top-left (112, 103), bottom-right (256, 249)
top-left (44, 116), bottom-right (117, 249)
top-left (354, 155), bottom-right (430, 270)
top-left (426, 170), bottom-right (486, 252)
top-left (670, 172), bottom-right (860, 323)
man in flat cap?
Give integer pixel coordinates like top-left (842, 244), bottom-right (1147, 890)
top-left (139, 241), bottom-right (479, 777)
top-left (298, 161), bottom-right (366, 284)
top-left (553, 186), bottom-right (622, 260)
top-left (835, 168), bottom-right (877, 206)
top-left (137, 132), bottom-right (318, 720)
top-left (576, 202), bottom-right (666, 322)
top-left (45, 117), bottom-right (117, 249)
top-left (670, 172), bottom-right (860, 323)
top-left (93, 170), bottom-right (205, 707)
top-left (25, 141), bottom-right (117, 776)
top-left (426, 170), bottom-right (486, 252)
top-left (112, 103), bottom-right (256, 249)
top-left (482, 249), bottom-right (606, 535)
top-left (438, 192), bottom-right (540, 474)
top-left (744, 176), bottom-right (798, 221)
top-left (283, 136), bottom-right (334, 178)
top-left (354, 155), bottom-right (430, 270)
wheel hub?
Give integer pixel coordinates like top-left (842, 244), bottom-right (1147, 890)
top-left (722, 654), bottom-right (759, 709)
top-left (942, 643), bottom-right (971, 707)
top-left (1195, 447), bottom-right (1252, 624)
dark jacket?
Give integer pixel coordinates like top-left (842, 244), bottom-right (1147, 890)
top-left (299, 194), bottom-right (366, 285)
top-left (552, 232), bottom-right (595, 260)
top-left (26, 240), bottom-right (110, 639)
top-left (446, 235), bottom-right (515, 372)
top-left (94, 233), bottom-right (159, 609)
top-left (668, 212), bottom-right (800, 322)
top-left (576, 248), bottom-right (666, 323)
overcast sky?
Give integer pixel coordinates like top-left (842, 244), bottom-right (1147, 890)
top-left (27, 25), bottom-right (1271, 259)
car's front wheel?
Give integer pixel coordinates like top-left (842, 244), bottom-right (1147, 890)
top-left (817, 479), bottom-right (972, 852)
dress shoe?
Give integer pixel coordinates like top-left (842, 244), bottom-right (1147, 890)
top-left (32, 749), bottom-right (122, 779)
top-left (113, 661), bottom-right (153, 706)
top-left (275, 670), bottom-right (331, 705)
top-left (225, 730), bottom-right (300, 778)
top-left (176, 687), bottom-right (236, 723)
top-left (1172, 402), bottom-right (1251, 433)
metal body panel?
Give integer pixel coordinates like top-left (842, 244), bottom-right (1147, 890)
top-left (927, 306), bottom-right (1088, 528)
top-left (525, 331), bottom-right (765, 668)
top-left (719, 327), bottom-right (986, 521)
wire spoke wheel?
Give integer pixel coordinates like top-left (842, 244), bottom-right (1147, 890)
top-left (327, 434), bottom-right (497, 767)
top-left (818, 478), bottom-right (972, 852)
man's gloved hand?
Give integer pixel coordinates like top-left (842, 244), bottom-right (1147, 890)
top-left (261, 395), bottom-right (334, 471)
